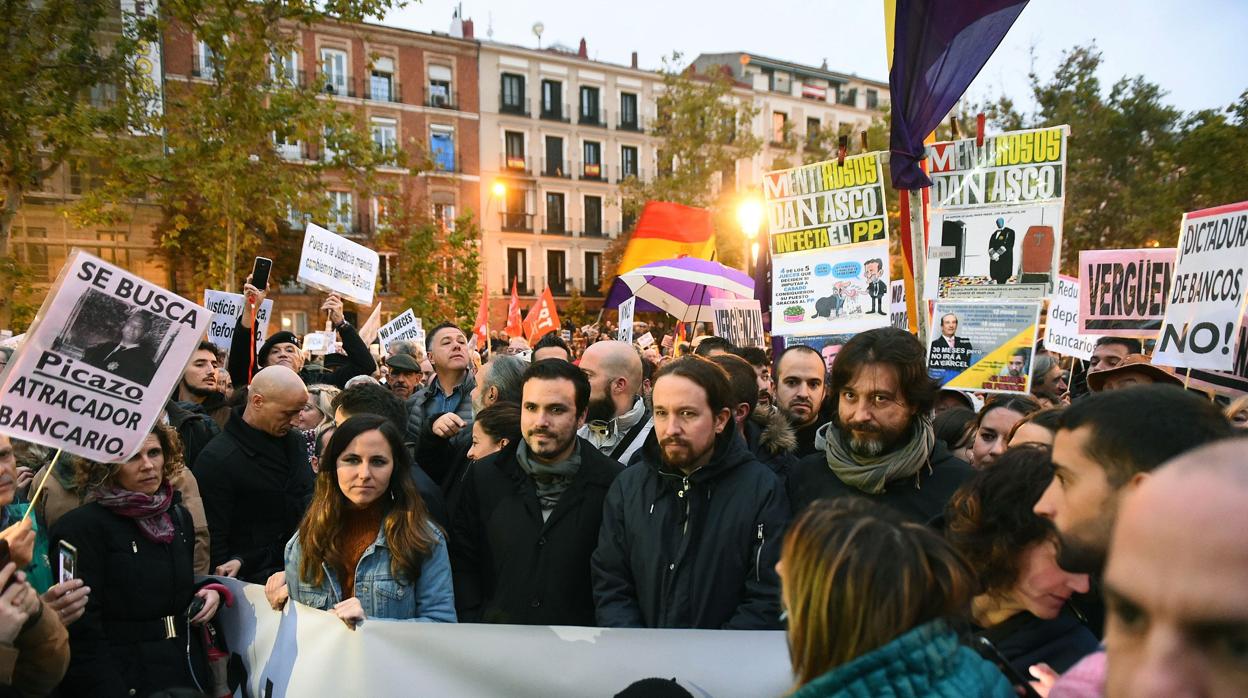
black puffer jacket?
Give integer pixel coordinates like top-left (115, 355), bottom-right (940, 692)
top-left (743, 406), bottom-right (798, 480)
top-left (592, 430), bottom-right (789, 630)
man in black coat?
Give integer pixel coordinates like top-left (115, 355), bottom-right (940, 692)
top-left (450, 359), bottom-right (622, 625)
top-left (82, 310), bottom-right (157, 386)
top-left (789, 327), bottom-right (973, 524)
top-left (194, 365), bottom-right (314, 584)
top-left (864, 257), bottom-right (887, 315)
top-left (592, 356), bottom-right (789, 630)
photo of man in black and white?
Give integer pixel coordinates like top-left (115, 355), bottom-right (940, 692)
top-left (82, 310), bottom-right (158, 385)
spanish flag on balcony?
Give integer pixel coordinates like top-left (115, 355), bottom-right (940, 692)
top-left (617, 201), bottom-right (715, 275)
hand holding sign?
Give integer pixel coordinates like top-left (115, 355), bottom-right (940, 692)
top-left (322, 294), bottom-right (345, 326)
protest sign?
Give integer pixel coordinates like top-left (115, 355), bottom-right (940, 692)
top-left (1153, 201), bottom-right (1248, 371)
top-left (711, 298), bottom-right (765, 348)
top-left (784, 333), bottom-right (858, 372)
top-left (202, 290), bottom-right (273, 353)
top-left (301, 331), bottom-right (336, 355)
top-left (617, 297), bottom-right (636, 343)
top-left (927, 301), bottom-right (1042, 394)
top-left (296, 222), bottom-right (380, 306)
top-left (764, 153), bottom-right (891, 337)
top-left (1078, 248), bottom-right (1175, 337)
top-left (925, 126), bottom-right (1068, 300)
top-left (890, 280), bottom-right (908, 330)
top-left (377, 309), bottom-right (422, 352)
top-left (1043, 275), bottom-right (1103, 361)
top-left (0, 251), bottom-right (211, 461)
top-left (1183, 307), bottom-right (1248, 397)
top-left (636, 332), bottom-right (655, 349)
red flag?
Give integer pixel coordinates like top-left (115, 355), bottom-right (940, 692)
top-left (524, 287), bottom-right (561, 343)
top-left (504, 277), bottom-right (524, 337)
top-left (471, 280), bottom-right (490, 352)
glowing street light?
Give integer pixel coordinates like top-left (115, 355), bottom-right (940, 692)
top-left (491, 181), bottom-right (506, 199)
top-left (737, 198), bottom-right (763, 240)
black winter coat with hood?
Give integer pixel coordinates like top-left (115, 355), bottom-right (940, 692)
top-left (592, 429), bottom-right (789, 630)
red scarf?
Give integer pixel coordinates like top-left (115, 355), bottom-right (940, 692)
top-left (92, 480), bottom-right (176, 544)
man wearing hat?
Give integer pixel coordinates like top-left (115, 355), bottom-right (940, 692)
top-left (386, 353), bottom-right (423, 401)
top-left (226, 281), bottom-right (376, 390)
top-left (1086, 354), bottom-right (1183, 393)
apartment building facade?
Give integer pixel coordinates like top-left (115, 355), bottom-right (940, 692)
top-left (477, 40), bottom-right (665, 319)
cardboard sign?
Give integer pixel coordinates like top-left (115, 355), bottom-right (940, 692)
top-left (636, 332), bottom-right (655, 348)
top-left (302, 331), bottom-right (336, 355)
top-left (764, 153), bottom-right (891, 337)
top-left (377, 309), bottom-right (422, 352)
top-left (711, 298), bottom-right (765, 348)
top-left (927, 301), bottom-right (1042, 395)
top-left (0, 251), bottom-right (211, 461)
top-left (203, 290), bottom-right (273, 353)
top-left (1078, 248), bottom-right (1175, 337)
top-left (889, 280), bottom-right (908, 330)
top-left (617, 297), bottom-right (636, 344)
top-left (1153, 201), bottom-right (1248, 371)
top-left (296, 222), bottom-right (380, 306)
top-left (1043, 275), bottom-right (1103, 361)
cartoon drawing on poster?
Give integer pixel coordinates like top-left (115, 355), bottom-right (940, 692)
top-left (772, 242), bottom-right (891, 336)
top-left (1043, 275), bottom-right (1104, 361)
top-left (1078, 248), bottom-right (1175, 338)
top-left (890, 280), bottom-right (908, 330)
top-left (203, 290), bottom-right (273, 353)
top-left (1153, 201), bottom-right (1248, 371)
top-left (925, 203), bottom-right (1063, 300)
top-left (0, 250), bottom-right (211, 461)
top-left (784, 333), bottom-right (858, 372)
top-left (927, 301), bottom-right (1041, 395)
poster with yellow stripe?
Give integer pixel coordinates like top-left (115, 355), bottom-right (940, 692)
top-left (927, 301), bottom-right (1042, 395)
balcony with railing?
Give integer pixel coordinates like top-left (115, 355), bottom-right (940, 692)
top-left (582, 278), bottom-right (604, 297)
top-left (615, 166), bottom-right (646, 184)
top-left (540, 103), bottom-right (571, 123)
top-left (617, 113), bottom-right (645, 132)
top-left (320, 75), bottom-right (358, 98)
top-left (430, 151), bottom-right (461, 174)
top-left (191, 54), bottom-right (215, 79)
top-left (542, 217), bottom-right (572, 236)
top-left (501, 154), bottom-right (532, 175)
top-left (365, 78), bottom-right (402, 103)
top-left (426, 88), bottom-right (457, 110)
top-left (547, 277), bottom-right (572, 297)
top-left (541, 158), bottom-right (571, 179)
top-left (579, 161), bottom-right (606, 182)
top-left (499, 94), bottom-right (531, 116)
top-left (579, 108), bottom-right (608, 128)
top-left (500, 212), bottom-right (533, 233)
top-left (502, 275), bottom-right (536, 296)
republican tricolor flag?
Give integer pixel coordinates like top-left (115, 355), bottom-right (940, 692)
top-left (617, 201), bottom-right (715, 275)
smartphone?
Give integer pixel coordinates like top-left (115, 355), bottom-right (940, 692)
top-left (251, 256), bottom-right (274, 291)
top-left (58, 540), bottom-right (77, 585)
top-left (972, 636), bottom-right (1042, 698)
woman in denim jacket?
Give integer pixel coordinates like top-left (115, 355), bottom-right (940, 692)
top-left (268, 414), bottom-right (455, 626)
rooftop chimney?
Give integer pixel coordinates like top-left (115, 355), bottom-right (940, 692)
top-left (578, 38), bottom-right (588, 59)
top-left (631, 51), bottom-right (638, 69)
top-left (463, 18), bottom-right (474, 39)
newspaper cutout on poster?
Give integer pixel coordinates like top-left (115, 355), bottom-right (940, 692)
top-left (925, 126), bottom-right (1068, 300)
top-left (377, 309), bottom-right (423, 352)
top-left (1153, 201), bottom-right (1248, 371)
top-left (617, 297), bottom-right (636, 343)
top-left (890, 280), bottom-right (908, 330)
top-left (296, 222), bottom-right (380, 306)
top-left (0, 251), bottom-right (211, 461)
top-left (1043, 275), bottom-right (1103, 361)
top-left (927, 301), bottom-right (1042, 395)
top-left (203, 290), bottom-right (273, 353)
top-left (783, 333), bottom-right (858, 372)
top-left (1078, 248), bottom-right (1175, 337)
top-left (711, 299), bottom-right (765, 348)
top-left (764, 153), bottom-right (891, 336)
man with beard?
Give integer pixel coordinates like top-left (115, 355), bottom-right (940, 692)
top-left (709, 353), bottom-right (795, 479)
top-left (592, 356), bottom-right (788, 629)
top-left (167, 341), bottom-right (226, 466)
top-left (788, 327), bottom-right (972, 523)
top-left (733, 346), bottom-right (773, 410)
top-left (576, 340), bottom-right (652, 465)
top-left (405, 323), bottom-right (476, 480)
top-left (227, 280), bottom-right (375, 390)
top-left (773, 345), bottom-right (832, 457)
top-left (450, 360), bottom-right (622, 625)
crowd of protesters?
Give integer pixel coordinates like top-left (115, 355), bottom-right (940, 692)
top-left (0, 275), bottom-right (1246, 697)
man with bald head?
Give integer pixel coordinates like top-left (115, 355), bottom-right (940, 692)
top-left (194, 366), bottom-right (315, 583)
top-left (1102, 440), bottom-right (1248, 697)
top-left (577, 340), bottom-right (652, 465)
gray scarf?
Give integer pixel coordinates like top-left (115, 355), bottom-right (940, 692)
top-left (516, 440), bottom-right (582, 515)
top-left (822, 415), bottom-right (935, 495)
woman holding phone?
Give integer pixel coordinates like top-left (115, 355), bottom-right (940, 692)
top-left (49, 424), bottom-right (223, 696)
top-left (268, 414), bottom-right (455, 626)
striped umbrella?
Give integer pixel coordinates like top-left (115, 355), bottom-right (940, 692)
top-left (605, 257), bottom-right (755, 325)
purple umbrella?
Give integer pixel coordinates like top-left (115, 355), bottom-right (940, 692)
top-left (605, 257), bottom-right (755, 325)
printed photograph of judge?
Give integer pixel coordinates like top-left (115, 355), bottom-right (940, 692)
top-left (54, 288), bottom-right (175, 388)
top-left (929, 313), bottom-right (974, 368)
top-left (81, 309), bottom-right (159, 385)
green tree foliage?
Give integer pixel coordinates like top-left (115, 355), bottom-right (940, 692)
top-left (0, 0), bottom-right (146, 329)
top-left (385, 205), bottom-right (482, 327)
top-left (75, 0), bottom-right (410, 294)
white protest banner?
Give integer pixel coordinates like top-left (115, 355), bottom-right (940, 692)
top-left (927, 300), bottom-right (1042, 395)
top-left (1183, 308), bottom-right (1248, 397)
top-left (213, 578), bottom-right (790, 698)
top-left (617, 297), bottom-right (636, 343)
top-left (925, 125), bottom-right (1068, 300)
top-left (202, 290), bottom-right (273, 353)
top-left (711, 298), bottom-right (765, 348)
top-left (763, 152), bottom-right (891, 337)
top-left (301, 331), bottom-right (336, 355)
top-left (889, 280), bottom-right (908, 330)
top-left (636, 332), bottom-right (655, 348)
top-left (377, 309), bottom-right (422, 352)
top-left (296, 222), bottom-right (380, 306)
top-left (1154, 201), bottom-right (1248, 371)
top-left (1043, 275), bottom-right (1103, 361)
top-left (0, 251), bottom-right (210, 461)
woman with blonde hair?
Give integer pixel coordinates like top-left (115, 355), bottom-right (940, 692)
top-left (778, 498), bottom-right (1011, 697)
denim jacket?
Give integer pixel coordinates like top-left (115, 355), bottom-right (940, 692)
top-left (284, 524), bottom-right (457, 622)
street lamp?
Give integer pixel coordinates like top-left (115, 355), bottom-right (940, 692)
top-left (737, 197), bottom-right (763, 274)
top-left (491, 181), bottom-right (506, 199)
